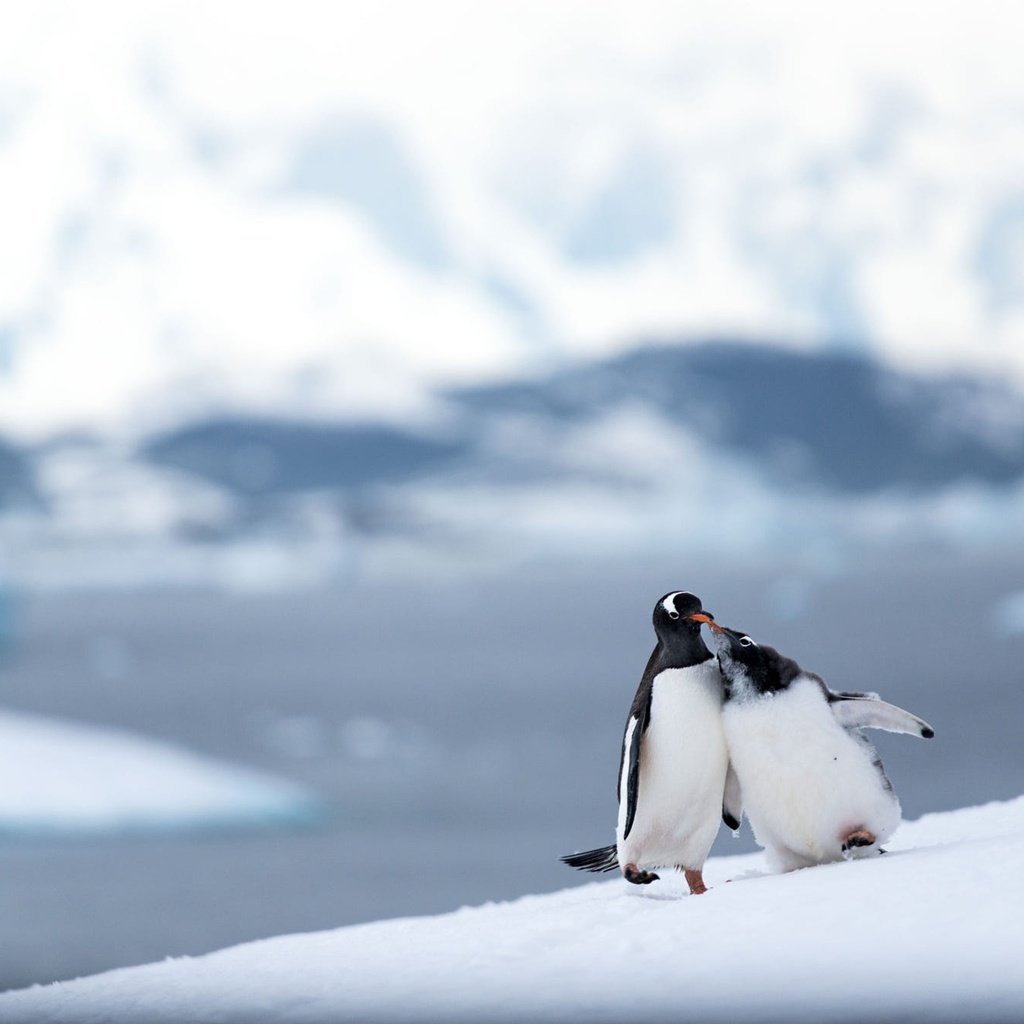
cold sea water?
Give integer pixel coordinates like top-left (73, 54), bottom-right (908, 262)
top-left (0, 551), bottom-right (1021, 989)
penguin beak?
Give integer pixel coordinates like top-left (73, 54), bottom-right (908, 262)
top-left (687, 613), bottom-right (724, 633)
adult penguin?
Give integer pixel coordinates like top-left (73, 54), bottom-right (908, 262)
top-left (561, 592), bottom-right (735, 895)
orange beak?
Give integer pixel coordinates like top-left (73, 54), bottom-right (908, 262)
top-left (686, 613), bottom-right (724, 633)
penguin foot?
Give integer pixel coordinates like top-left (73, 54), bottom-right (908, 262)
top-left (683, 868), bottom-right (707, 895)
top-left (623, 863), bottom-right (659, 885)
top-left (841, 829), bottom-right (876, 853)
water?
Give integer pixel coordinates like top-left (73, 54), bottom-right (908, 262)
top-left (1, 552), bottom-right (1022, 991)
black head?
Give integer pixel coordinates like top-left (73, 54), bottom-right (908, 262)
top-left (706, 623), bottom-right (801, 697)
top-left (707, 624), bottom-right (760, 673)
top-left (651, 592), bottom-right (714, 664)
top-left (653, 591), bottom-right (710, 634)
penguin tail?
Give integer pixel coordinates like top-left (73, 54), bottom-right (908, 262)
top-left (560, 844), bottom-right (619, 873)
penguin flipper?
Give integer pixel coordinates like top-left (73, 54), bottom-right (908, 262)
top-left (622, 713), bottom-right (646, 840)
top-left (722, 761), bottom-right (743, 832)
top-left (829, 692), bottom-right (935, 739)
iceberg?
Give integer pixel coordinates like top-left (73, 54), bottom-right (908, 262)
top-left (0, 709), bottom-right (321, 837)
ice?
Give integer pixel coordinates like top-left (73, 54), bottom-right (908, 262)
top-left (0, 709), bottom-right (321, 837)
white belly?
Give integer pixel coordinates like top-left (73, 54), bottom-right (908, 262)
top-left (616, 660), bottom-right (729, 871)
top-left (723, 676), bottom-right (901, 869)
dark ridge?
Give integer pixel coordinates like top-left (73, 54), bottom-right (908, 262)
top-left (452, 341), bottom-right (1024, 492)
top-left (144, 418), bottom-right (467, 495)
top-left (138, 342), bottom-right (1024, 499)
top-left (0, 438), bottom-right (36, 509)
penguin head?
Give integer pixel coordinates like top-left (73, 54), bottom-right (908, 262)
top-left (707, 624), bottom-right (758, 663)
top-left (653, 592), bottom-right (712, 642)
top-left (705, 624), bottom-right (800, 696)
top-left (652, 591), bottom-right (714, 664)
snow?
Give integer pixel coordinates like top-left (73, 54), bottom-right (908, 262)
top-left (0, 709), bottom-right (321, 837)
top-left (4, 796), bottom-right (1022, 1023)
top-left (4, 3), bottom-right (1024, 442)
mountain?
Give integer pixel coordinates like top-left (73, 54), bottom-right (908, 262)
top-left (0, 441), bottom-right (35, 509)
top-left (453, 343), bottom-right (1024, 493)
top-left (4, 341), bottom-right (1024, 589)
top-left (145, 420), bottom-right (467, 496)
top-left (143, 343), bottom-right (1024, 497)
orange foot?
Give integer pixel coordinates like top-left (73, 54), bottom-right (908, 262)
top-left (683, 868), bottom-right (707, 895)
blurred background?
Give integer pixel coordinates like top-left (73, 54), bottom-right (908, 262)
top-left (1, 0), bottom-right (1024, 992)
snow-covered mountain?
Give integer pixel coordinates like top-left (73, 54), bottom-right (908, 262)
top-left (138, 341), bottom-right (1024, 502)
top-left (0, 441), bottom-right (33, 508)
top-left (4, 2), bottom-right (1024, 586)
top-left (3, 341), bottom-right (1024, 590)
top-left (3, 1), bottom-right (1024, 444)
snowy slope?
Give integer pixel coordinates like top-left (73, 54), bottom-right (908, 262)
top-left (4, 796), bottom-right (1022, 1023)
top-left (0, 709), bottom-right (320, 836)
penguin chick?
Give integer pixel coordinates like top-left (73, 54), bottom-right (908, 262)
top-left (561, 592), bottom-right (730, 895)
top-left (705, 622), bottom-right (934, 873)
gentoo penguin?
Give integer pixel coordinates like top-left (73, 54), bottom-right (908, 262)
top-left (703, 621), bottom-right (934, 873)
top-left (561, 592), bottom-right (732, 895)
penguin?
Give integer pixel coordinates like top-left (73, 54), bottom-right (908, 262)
top-left (702, 621), bottom-right (934, 873)
top-left (561, 592), bottom-right (732, 895)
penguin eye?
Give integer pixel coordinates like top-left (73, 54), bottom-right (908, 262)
top-left (738, 636), bottom-right (754, 647)
top-left (668, 611), bottom-right (680, 620)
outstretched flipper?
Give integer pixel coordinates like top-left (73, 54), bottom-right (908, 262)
top-left (722, 761), bottom-right (743, 832)
top-left (560, 845), bottom-right (619, 873)
top-left (828, 691), bottom-right (934, 739)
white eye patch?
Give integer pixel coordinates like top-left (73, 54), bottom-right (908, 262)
top-left (662, 592), bottom-right (684, 618)
top-left (738, 636), bottom-right (755, 647)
